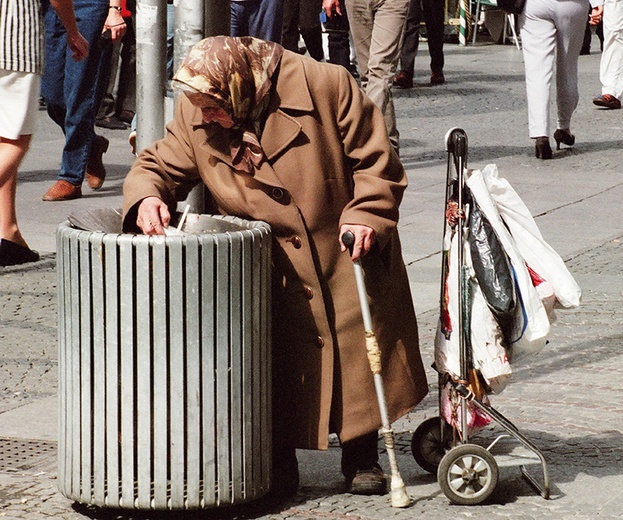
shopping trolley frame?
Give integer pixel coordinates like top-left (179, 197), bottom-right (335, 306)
top-left (410, 128), bottom-right (550, 505)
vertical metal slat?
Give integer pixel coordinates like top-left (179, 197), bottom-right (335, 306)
top-left (135, 238), bottom-right (152, 508)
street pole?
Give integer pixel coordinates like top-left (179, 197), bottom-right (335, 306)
top-left (184, 0), bottom-right (230, 213)
top-left (135, 0), bottom-right (230, 213)
top-left (135, 0), bottom-right (167, 152)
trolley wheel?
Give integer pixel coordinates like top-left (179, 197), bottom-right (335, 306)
top-left (411, 417), bottom-right (453, 474)
top-left (437, 443), bottom-right (499, 505)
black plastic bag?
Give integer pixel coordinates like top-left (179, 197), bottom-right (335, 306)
top-left (468, 192), bottom-right (516, 334)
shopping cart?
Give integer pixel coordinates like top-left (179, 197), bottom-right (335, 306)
top-left (410, 128), bottom-right (551, 505)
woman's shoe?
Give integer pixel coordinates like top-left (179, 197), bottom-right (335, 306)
top-left (0, 239), bottom-right (40, 267)
top-left (534, 136), bottom-right (552, 160)
top-left (553, 128), bottom-right (575, 150)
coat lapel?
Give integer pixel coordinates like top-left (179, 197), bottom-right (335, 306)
top-left (261, 51), bottom-right (315, 162)
top-left (190, 51), bottom-right (315, 189)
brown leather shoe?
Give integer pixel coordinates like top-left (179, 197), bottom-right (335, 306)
top-left (430, 70), bottom-right (445, 85)
top-left (42, 180), bottom-right (82, 201)
top-left (393, 71), bottom-right (413, 89)
top-left (345, 465), bottom-right (387, 495)
top-left (593, 94), bottom-right (621, 110)
top-left (86, 135), bottom-right (109, 189)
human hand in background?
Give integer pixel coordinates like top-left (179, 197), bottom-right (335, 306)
top-left (103, 7), bottom-right (127, 42)
top-left (322, 0), bottom-right (342, 17)
top-left (66, 30), bottom-right (89, 61)
top-left (589, 5), bottom-right (603, 25)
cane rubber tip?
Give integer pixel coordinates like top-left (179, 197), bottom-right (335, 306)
top-left (390, 486), bottom-right (411, 508)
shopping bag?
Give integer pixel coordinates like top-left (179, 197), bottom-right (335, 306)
top-left (441, 377), bottom-right (493, 437)
top-left (468, 277), bottom-right (513, 393)
top-left (468, 190), bottom-right (516, 336)
top-left (435, 231), bottom-right (513, 393)
top-left (479, 164), bottom-right (581, 308)
top-left (466, 169), bottom-right (550, 361)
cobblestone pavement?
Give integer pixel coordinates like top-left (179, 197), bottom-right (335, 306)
top-left (1, 38), bottom-right (622, 519)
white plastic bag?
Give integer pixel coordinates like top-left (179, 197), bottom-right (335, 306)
top-left (435, 231), bottom-right (513, 393)
top-left (469, 279), bottom-right (513, 393)
top-left (480, 164), bottom-right (581, 308)
top-left (466, 169), bottom-right (550, 362)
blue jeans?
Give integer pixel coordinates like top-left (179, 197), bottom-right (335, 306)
top-left (41, 0), bottom-right (112, 185)
top-left (230, 0), bottom-right (284, 43)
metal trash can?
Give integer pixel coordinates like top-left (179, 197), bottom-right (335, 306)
top-left (56, 215), bottom-right (272, 510)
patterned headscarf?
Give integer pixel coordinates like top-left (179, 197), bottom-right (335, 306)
top-left (173, 36), bottom-right (284, 174)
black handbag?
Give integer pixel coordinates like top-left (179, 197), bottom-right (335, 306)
top-left (496, 0), bottom-right (526, 15)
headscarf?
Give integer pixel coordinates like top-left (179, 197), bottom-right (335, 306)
top-left (172, 36), bottom-right (284, 174)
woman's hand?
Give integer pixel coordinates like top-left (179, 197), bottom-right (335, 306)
top-left (103, 7), bottom-right (127, 42)
top-left (340, 224), bottom-right (377, 261)
top-left (136, 197), bottom-right (171, 235)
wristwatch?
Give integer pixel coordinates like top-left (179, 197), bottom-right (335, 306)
top-left (109, 5), bottom-right (122, 12)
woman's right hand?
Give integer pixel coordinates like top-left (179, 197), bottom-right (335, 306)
top-left (136, 196), bottom-right (171, 235)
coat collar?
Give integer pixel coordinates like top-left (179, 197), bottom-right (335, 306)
top-left (187, 51), bottom-right (314, 181)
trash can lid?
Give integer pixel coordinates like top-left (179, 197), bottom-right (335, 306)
top-left (68, 208), bottom-right (250, 235)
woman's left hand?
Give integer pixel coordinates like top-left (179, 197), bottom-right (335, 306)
top-left (340, 224), bottom-right (377, 261)
top-left (103, 8), bottom-right (127, 43)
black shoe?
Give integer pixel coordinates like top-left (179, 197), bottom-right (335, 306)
top-left (0, 239), bottom-right (40, 267)
top-left (553, 128), bottom-right (575, 150)
top-left (534, 136), bottom-right (553, 160)
top-left (345, 464), bottom-right (387, 495)
top-left (116, 110), bottom-right (135, 125)
top-left (95, 116), bottom-right (127, 130)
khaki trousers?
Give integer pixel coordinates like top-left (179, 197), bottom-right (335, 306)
top-left (346, 0), bottom-right (410, 153)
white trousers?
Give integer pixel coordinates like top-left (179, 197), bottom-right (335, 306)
top-left (600, 0), bottom-right (623, 99)
top-left (346, 0), bottom-right (411, 153)
top-left (520, 0), bottom-right (587, 137)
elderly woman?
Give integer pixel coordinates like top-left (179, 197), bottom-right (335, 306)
top-left (123, 36), bottom-right (427, 498)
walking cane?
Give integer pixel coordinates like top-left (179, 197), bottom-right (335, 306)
top-left (341, 231), bottom-right (411, 508)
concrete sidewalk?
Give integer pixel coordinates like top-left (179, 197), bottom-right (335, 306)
top-left (1, 40), bottom-right (622, 519)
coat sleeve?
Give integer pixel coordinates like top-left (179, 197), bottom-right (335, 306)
top-left (335, 67), bottom-right (408, 251)
top-left (122, 97), bottom-right (203, 231)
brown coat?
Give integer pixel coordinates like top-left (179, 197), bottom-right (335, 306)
top-left (123, 51), bottom-right (428, 450)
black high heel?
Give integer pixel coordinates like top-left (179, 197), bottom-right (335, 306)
top-left (553, 128), bottom-right (575, 150)
top-left (534, 137), bottom-right (552, 160)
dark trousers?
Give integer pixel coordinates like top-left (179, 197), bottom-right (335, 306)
top-left (399, 0), bottom-right (445, 75)
top-left (230, 0), bottom-right (284, 43)
top-left (340, 431), bottom-right (379, 479)
top-left (326, 1), bottom-right (351, 70)
top-left (282, 0), bottom-right (324, 61)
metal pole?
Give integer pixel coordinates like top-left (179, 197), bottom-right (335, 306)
top-left (182, 0), bottom-right (230, 213)
top-left (173, 0), bottom-right (206, 77)
top-left (135, 0), bottom-right (167, 151)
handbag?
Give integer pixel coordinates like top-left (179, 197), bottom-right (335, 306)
top-left (496, 0), bottom-right (526, 15)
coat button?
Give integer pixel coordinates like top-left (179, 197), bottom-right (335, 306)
top-left (303, 286), bottom-right (314, 299)
top-left (272, 187), bottom-right (284, 200)
top-left (315, 336), bottom-right (324, 348)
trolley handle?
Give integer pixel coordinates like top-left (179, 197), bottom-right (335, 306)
top-left (445, 127), bottom-right (468, 163)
